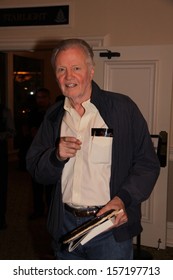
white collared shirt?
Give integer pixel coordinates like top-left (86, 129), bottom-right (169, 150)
top-left (61, 97), bottom-right (112, 207)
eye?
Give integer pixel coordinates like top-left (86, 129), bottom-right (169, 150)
top-left (72, 66), bottom-right (81, 72)
top-left (56, 67), bottom-right (66, 74)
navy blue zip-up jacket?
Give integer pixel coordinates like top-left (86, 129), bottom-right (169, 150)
top-left (26, 81), bottom-right (160, 249)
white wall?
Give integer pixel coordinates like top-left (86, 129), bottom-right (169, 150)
top-left (1, 0), bottom-right (173, 47)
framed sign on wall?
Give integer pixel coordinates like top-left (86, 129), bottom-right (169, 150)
top-left (0, 5), bottom-right (69, 27)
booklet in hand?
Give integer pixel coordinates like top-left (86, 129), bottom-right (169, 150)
top-left (62, 208), bottom-right (123, 252)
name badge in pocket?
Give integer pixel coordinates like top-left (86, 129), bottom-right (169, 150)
top-left (91, 128), bottom-right (113, 137)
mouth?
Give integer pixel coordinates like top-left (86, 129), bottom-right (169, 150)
top-left (65, 83), bottom-right (77, 88)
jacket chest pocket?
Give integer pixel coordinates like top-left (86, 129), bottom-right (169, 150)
top-left (90, 136), bottom-right (113, 163)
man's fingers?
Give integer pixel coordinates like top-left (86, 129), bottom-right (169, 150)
top-left (57, 136), bottom-right (82, 160)
top-left (114, 211), bottom-right (128, 225)
top-left (63, 136), bottom-right (81, 144)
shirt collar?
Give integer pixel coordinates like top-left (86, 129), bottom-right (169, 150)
top-left (64, 97), bottom-right (98, 113)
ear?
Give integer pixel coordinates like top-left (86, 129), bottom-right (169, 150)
top-left (90, 66), bottom-right (95, 79)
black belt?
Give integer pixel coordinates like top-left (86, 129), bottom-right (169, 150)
top-left (64, 204), bottom-right (103, 217)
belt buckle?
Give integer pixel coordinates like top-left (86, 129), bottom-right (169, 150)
top-left (87, 208), bottom-right (97, 216)
top-left (92, 209), bottom-right (97, 215)
top-left (69, 205), bottom-right (100, 217)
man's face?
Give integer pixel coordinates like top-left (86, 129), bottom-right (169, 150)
top-left (54, 46), bottom-right (94, 103)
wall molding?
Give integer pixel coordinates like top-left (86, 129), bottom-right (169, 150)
top-left (0, 35), bottom-right (110, 51)
top-left (167, 222), bottom-right (173, 247)
top-left (169, 147), bottom-right (173, 161)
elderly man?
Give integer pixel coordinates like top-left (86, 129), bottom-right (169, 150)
top-left (26, 38), bottom-right (160, 259)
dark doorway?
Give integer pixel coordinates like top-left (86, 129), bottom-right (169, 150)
top-left (13, 55), bottom-right (43, 169)
top-left (0, 52), bottom-right (7, 104)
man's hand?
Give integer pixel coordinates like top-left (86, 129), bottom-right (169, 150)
top-left (56, 136), bottom-right (82, 161)
top-left (97, 196), bottom-right (128, 227)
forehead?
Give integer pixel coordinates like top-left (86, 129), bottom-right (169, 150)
top-left (55, 46), bottom-right (88, 64)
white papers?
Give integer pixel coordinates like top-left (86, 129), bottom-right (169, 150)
top-left (66, 209), bottom-right (123, 252)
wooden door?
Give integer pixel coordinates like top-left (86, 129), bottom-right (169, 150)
top-left (93, 45), bottom-right (173, 249)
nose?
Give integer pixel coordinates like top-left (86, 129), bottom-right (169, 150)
top-left (65, 68), bottom-right (73, 79)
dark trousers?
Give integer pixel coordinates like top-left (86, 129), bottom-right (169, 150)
top-left (0, 140), bottom-right (8, 227)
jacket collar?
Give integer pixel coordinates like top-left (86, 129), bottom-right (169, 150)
top-left (91, 80), bottom-right (115, 129)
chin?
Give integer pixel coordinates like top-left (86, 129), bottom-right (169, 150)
top-left (65, 90), bottom-right (80, 97)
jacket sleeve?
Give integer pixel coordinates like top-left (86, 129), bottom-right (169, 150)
top-left (114, 99), bottom-right (160, 208)
top-left (26, 114), bottom-right (66, 185)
